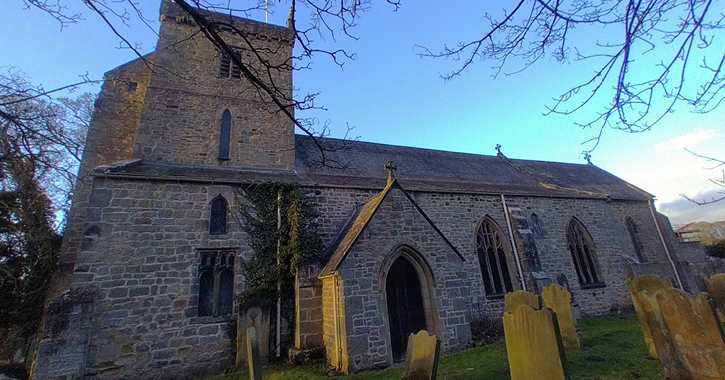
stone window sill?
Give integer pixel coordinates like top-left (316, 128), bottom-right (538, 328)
top-left (190, 314), bottom-right (234, 324)
top-left (580, 283), bottom-right (606, 290)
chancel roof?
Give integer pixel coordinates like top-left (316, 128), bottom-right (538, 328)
top-left (94, 135), bottom-right (653, 201)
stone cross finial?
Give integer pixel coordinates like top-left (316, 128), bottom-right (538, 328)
top-left (584, 153), bottom-right (592, 165)
top-left (495, 144), bottom-right (503, 156)
top-left (384, 161), bottom-right (397, 185)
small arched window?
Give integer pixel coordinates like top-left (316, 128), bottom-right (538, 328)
top-left (626, 217), bottom-right (645, 262)
top-left (219, 109), bottom-right (231, 160)
top-left (477, 217), bottom-right (515, 298)
top-left (566, 218), bottom-right (604, 288)
top-left (210, 196), bottom-right (228, 235)
top-left (530, 213), bottom-right (543, 237)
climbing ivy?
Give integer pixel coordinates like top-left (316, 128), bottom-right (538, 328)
top-left (235, 181), bottom-right (321, 305)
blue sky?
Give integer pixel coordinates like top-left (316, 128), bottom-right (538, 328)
top-left (1, 0), bottom-right (723, 224)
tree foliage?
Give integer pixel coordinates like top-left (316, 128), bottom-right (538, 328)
top-left (1, 69), bottom-right (91, 362)
top-left (236, 181), bottom-right (321, 304)
top-left (1, 68), bottom-right (94, 225)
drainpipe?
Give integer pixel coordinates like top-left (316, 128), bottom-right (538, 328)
top-left (648, 200), bottom-right (683, 289)
top-left (276, 191), bottom-right (282, 358)
top-left (501, 194), bottom-right (527, 292)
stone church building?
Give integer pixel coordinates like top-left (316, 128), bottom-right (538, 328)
top-left (33, 1), bottom-right (722, 379)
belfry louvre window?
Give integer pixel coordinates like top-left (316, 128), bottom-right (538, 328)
top-left (198, 249), bottom-right (235, 317)
top-left (210, 196), bottom-right (228, 235)
top-left (219, 52), bottom-right (241, 78)
top-left (566, 218), bottom-right (604, 288)
top-left (219, 110), bottom-right (231, 160)
top-left (626, 217), bottom-right (645, 262)
top-left (477, 217), bottom-right (514, 298)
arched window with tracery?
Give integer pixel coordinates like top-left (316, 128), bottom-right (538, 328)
top-left (566, 218), bottom-right (604, 288)
top-left (477, 217), bottom-right (515, 298)
top-left (219, 109), bottom-right (231, 160)
top-left (210, 196), bottom-right (228, 235)
top-left (626, 217), bottom-right (645, 262)
top-left (197, 249), bottom-right (236, 317)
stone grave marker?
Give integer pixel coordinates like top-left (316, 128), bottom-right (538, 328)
top-left (247, 327), bottom-right (263, 380)
top-left (655, 287), bottom-right (725, 380)
top-left (505, 290), bottom-right (540, 314)
top-left (237, 299), bottom-right (272, 368)
top-left (542, 284), bottom-right (581, 349)
top-left (503, 305), bottom-right (569, 380)
top-left (401, 330), bottom-right (441, 380)
top-left (626, 275), bottom-right (673, 359)
top-left (706, 273), bottom-right (725, 327)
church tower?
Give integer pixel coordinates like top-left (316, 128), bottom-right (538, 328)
top-left (132, 0), bottom-right (296, 169)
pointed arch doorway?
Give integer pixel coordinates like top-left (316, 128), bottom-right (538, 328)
top-left (386, 256), bottom-right (427, 362)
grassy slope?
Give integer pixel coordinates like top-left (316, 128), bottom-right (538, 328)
top-left (208, 314), bottom-right (664, 380)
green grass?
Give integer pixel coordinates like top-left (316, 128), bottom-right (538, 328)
top-left (208, 314), bottom-right (663, 380)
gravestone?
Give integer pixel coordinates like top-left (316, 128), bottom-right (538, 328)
top-left (247, 327), bottom-right (263, 380)
top-left (503, 305), bottom-right (569, 380)
top-left (542, 284), bottom-right (581, 349)
top-left (655, 288), bottom-right (725, 380)
top-left (706, 273), bottom-right (725, 327)
top-left (401, 330), bottom-right (441, 380)
top-left (626, 275), bottom-right (673, 359)
top-left (237, 299), bottom-right (272, 368)
top-left (505, 290), bottom-right (541, 314)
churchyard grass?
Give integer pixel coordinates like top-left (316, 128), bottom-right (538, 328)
top-left (207, 314), bottom-right (663, 380)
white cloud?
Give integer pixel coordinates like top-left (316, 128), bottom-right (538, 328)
top-left (654, 129), bottom-right (721, 152)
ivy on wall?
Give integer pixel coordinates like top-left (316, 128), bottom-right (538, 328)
top-left (235, 181), bottom-right (321, 305)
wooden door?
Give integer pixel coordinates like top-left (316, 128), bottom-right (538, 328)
top-left (386, 257), bottom-right (427, 362)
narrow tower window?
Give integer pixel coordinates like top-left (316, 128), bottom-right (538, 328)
top-left (219, 109), bottom-right (231, 160)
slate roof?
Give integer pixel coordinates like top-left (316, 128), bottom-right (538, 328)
top-left (318, 179), bottom-right (463, 277)
top-left (93, 135), bottom-right (653, 201)
top-left (294, 136), bottom-right (653, 201)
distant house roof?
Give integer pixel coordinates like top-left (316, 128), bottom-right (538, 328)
top-left (94, 135), bottom-right (653, 201)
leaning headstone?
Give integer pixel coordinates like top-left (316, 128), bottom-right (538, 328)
top-left (655, 288), bottom-right (725, 380)
top-left (247, 327), bottom-right (263, 380)
top-left (505, 290), bottom-right (540, 314)
top-left (637, 290), bottom-right (687, 378)
top-left (401, 330), bottom-right (441, 380)
top-left (706, 273), bottom-right (725, 327)
top-left (237, 299), bottom-right (272, 367)
top-left (542, 284), bottom-right (580, 349)
top-left (626, 275), bottom-right (673, 359)
top-left (503, 305), bottom-right (568, 380)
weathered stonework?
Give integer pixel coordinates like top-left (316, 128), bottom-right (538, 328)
top-left (33, 1), bottom-right (724, 378)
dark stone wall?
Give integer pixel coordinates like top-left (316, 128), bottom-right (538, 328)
top-left (131, 1), bottom-right (295, 169)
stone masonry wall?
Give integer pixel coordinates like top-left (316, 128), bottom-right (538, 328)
top-left (311, 184), bottom-right (647, 317)
top-left (132, 1), bottom-right (295, 169)
top-left (49, 56), bottom-right (154, 302)
top-left (49, 176), bottom-right (252, 380)
top-left (334, 187), bottom-right (472, 372)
